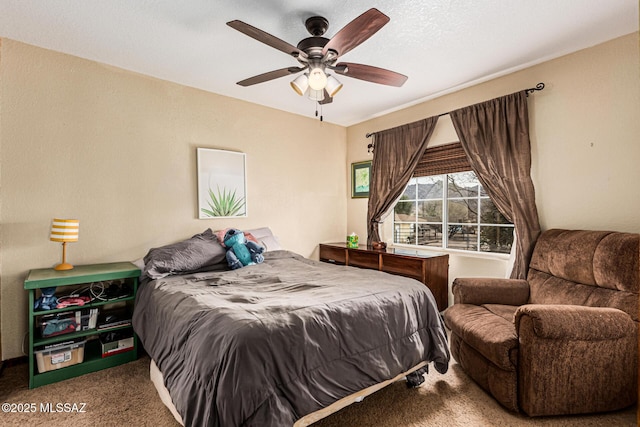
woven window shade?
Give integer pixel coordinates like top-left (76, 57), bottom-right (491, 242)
top-left (413, 142), bottom-right (471, 177)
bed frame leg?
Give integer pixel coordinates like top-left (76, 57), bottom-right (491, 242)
top-left (406, 365), bottom-right (429, 388)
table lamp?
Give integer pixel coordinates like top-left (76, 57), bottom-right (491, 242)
top-left (50, 218), bottom-right (79, 271)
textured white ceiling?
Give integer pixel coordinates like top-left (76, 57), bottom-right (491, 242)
top-left (0, 1), bottom-right (637, 126)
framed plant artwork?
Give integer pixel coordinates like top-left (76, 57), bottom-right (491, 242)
top-left (197, 148), bottom-right (247, 218)
top-left (351, 160), bottom-right (372, 198)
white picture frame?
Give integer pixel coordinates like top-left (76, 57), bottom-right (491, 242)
top-left (197, 148), bottom-right (247, 219)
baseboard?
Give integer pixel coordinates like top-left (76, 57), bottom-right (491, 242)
top-left (0, 355), bottom-right (28, 372)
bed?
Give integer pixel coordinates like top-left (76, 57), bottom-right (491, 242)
top-left (132, 228), bottom-right (449, 426)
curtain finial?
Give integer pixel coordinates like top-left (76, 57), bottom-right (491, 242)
top-left (525, 82), bottom-right (545, 96)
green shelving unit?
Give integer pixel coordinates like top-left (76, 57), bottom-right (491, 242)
top-left (24, 262), bottom-right (141, 389)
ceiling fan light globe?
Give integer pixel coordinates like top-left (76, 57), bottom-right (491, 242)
top-left (290, 74), bottom-right (309, 96)
top-left (308, 89), bottom-right (325, 101)
top-left (326, 75), bottom-right (343, 97)
top-left (308, 67), bottom-right (327, 90)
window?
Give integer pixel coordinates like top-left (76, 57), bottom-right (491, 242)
top-left (393, 171), bottom-right (514, 254)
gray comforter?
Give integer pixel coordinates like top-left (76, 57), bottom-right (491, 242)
top-left (133, 250), bottom-right (449, 427)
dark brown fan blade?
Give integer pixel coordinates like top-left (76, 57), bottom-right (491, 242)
top-left (227, 20), bottom-right (307, 59)
top-left (237, 67), bottom-right (304, 87)
top-left (322, 8), bottom-right (389, 57)
top-left (335, 62), bottom-right (408, 87)
top-left (319, 89), bottom-right (333, 104)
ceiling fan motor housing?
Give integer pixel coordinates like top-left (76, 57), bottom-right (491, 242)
top-left (298, 16), bottom-right (339, 62)
top-left (296, 37), bottom-right (329, 58)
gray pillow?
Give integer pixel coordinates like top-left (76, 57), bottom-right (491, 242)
top-left (143, 229), bottom-right (227, 279)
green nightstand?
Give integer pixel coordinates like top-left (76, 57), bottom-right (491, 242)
top-left (24, 262), bottom-right (140, 388)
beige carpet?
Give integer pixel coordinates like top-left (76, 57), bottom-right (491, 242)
top-left (0, 356), bottom-right (635, 426)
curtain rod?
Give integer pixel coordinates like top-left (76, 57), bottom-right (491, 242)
top-left (365, 82), bottom-right (545, 138)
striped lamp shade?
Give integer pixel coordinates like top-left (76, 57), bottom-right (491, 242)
top-left (50, 219), bottom-right (79, 242)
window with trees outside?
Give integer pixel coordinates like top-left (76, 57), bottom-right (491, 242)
top-left (393, 171), bottom-right (514, 254)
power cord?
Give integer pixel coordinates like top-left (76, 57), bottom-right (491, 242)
top-left (89, 281), bottom-right (107, 301)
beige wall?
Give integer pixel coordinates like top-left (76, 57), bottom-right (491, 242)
top-left (1, 33), bottom-right (638, 360)
top-left (346, 33), bottom-right (640, 298)
top-left (0, 40), bottom-right (347, 360)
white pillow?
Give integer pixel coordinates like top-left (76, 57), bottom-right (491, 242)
top-left (244, 227), bottom-right (282, 251)
top-left (258, 235), bottom-right (282, 251)
top-left (132, 257), bottom-right (145, 272)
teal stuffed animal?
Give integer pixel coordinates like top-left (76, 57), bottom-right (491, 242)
top-left (223, 229), bottom-right (265, 269)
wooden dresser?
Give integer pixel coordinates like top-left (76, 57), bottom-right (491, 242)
top-left (319, 243), bottom-right (449, 311)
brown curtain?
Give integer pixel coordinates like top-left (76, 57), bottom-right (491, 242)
top-left (450, 91), bottom-right (540, 279)
top-left (367, 117), bottom-right (438, 245)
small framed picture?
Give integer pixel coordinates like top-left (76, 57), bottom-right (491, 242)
top-left (197, 148), bottom-right (247, 219)
top-left (351, 160), bottom-right (372, 198)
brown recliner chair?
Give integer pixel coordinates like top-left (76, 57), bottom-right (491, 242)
top-left (443, 229), bottom-right (638, 416)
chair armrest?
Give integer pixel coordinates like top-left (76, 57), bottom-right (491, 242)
top-left (451, 278), bottom-right (529, 305)
top-left (515, 304), bottom-right (637, 415)
top-left (515, 304), bottom-right (635, 340)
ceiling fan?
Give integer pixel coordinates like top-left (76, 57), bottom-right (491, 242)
top-left (227, 8), bottom-right (408, 105)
